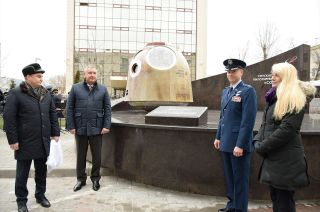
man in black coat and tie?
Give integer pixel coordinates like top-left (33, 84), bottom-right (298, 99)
top-left (66, 66), bottom-right (111, 192)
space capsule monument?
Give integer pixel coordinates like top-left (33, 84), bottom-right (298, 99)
top-left (125, 42), bottom-right (193, 107)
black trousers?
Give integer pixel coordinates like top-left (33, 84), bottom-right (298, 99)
top-left (75, 134), bottom-right (102, 182)
top-left (15, 158), bottom-right (47, 203)
top-left (270, 186), bottom-right (295, 212)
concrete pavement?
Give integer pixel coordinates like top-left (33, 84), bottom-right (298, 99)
top-left (1, 130), bottom-right (319, 212)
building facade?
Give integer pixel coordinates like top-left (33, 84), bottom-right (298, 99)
top-left (311, 44), bottom-right (320, 81)
top-left (66, 0), bottom-right (207, 96)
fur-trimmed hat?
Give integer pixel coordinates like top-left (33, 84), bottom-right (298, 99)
top-left (22, 63), bottom-right (45, 76)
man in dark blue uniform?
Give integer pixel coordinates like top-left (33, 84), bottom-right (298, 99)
top-left (214, 59), bottom-right (257, 212)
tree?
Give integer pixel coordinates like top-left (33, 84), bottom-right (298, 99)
top-left (74, 70), bottom-right (81, 83)
top-left (9, 79), bottom-right (16, 89)
top-left (256, 22), bottom-right (280, 60)
top-left (238, 40), bottom-right (250, 61)
top-left (288, 37), bottom-right (296, 49)
top-left (48, 74), bottom-right (66, 93)
top-left (311, 48), bottom-right (320, 80)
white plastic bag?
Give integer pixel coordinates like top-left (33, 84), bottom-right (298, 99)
top-left (46, 139), bottom-right (63, 173)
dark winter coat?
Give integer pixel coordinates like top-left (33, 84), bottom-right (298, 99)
top-left (66, 82), bottom-right (111, 136)
top-left (253, 82), bottom-right (315, 191)
top-left (4, 82), bottom-right (60, 160)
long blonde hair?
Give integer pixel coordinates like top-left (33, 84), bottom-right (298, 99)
top-left (272, 62), bottom-right (306, 120)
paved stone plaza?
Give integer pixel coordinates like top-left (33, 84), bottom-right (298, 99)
top-left (0, 131), bottom-right (319, 212)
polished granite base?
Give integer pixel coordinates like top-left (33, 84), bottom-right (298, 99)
top-left (91, 110), bottom-right (320, 200)
top-left (145, 106), bottom-right (208, 126)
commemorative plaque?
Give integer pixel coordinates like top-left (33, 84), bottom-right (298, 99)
top-left (145, 106), bottom-right (208, 126)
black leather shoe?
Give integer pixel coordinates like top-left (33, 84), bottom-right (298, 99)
top-left (18, 202), bottom-right (28, 212)
top-left (218, 208), bottom-right (235, 212)
top-left (73, 181), bottom-right (86, 192)
top-left (92, 180), bottom-right (100, 191)
top-left (36, 196), bottom-right (51, 208)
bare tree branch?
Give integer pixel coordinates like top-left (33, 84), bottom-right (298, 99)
top-left (48, 74), bottom-right (66, 92)
top-left (288, 37), bottom-right (296, 49)
top-left (238, 40), bottom-right (250, 61)
top-left (311, 49), bottom-right (320, 80)
top-left (256, 22), bottom-right (280, 60)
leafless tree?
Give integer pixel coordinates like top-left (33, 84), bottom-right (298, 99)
top-left (238, 41), bottom-right (250, 61)
top-left (288, 37), bottom-right (296, 49)
top-left (48, 74), bottom-right (66, 93)
top-left (256, 22), bottom-right (280, 60)
top-left (311, 49), bottom-right (320, 80)
top-left (0, 48), bottom-right (9, 77)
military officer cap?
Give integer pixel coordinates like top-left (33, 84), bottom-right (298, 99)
top-left (22, 63), bottom-right (45, 76)
top-left (223, 59), bottom-right (246, 71)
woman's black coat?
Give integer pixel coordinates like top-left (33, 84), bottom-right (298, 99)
top-left (4, 83), bottom-right (60, 160)
top-left (253, 100), bottom-right (309, 191)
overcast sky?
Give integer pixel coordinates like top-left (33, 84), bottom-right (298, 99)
top-left (0, 0), bottom-right (319, 80)
top-left (0, 0), bottom-right (66, 80)
top-left (207, 0), bottom-right (320, 75)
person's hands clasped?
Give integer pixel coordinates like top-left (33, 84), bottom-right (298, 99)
top-left (101, 128), bottom-right (110, 135)
top-left (233, 146), bottom-right (243, 157)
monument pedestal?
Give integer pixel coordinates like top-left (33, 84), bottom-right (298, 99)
top-left (145, 106), bottom-right (208, 126)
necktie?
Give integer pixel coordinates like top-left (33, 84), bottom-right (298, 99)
top-left (228, 87), bottom-right (233, 97)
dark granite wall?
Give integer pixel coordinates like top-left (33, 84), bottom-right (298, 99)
top-left (191, 44), bottom-right (311, 110)
top-left (97, 124), bottom-right (320, 200)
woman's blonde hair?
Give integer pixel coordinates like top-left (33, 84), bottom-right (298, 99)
top-left (272, 62), bottom-right (306, 120)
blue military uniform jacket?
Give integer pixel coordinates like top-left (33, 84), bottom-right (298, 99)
top-left (216, 81), bottom-right (257, 152)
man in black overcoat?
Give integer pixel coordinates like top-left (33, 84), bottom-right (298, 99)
top-left (4, 63), bottom-right (60, 212)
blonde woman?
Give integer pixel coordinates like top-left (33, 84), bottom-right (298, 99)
top-left (253, 62), bottom-right (316, 212)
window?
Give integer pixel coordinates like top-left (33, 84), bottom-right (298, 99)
top-left (121, 31), bottom-right (129, 42)
top-left (97, 7), bottom-right (104, 17)
top-left (96, 29), bottom-right (104, 40)
top-left (88, 17), bottom-right (97, 26)
top-left (176, 30), bottom-right (192, 34)
top-left (112, 27), bottom-right (129, 31)
top-left (79, 7), bottom-right (88, 17)
top-left (120, 58), bottom-right (129, 72)
top-left (130, 9), bottom-right (138, 19)
top-left (80, 2), bottom-right (97, 7)
top-left (177, 8), bottom-right (192, 12)
top-left (129, 19), bottom-right (137, 28)
top-left (145, 28), bottom-right (161, 32)
top-left (145, 6), bottom-right (161, 10)
top-left (88, 7), bottom-right (97, 17)
top-left (113, 4), bottom-right (129, 8)
top-left (177, 12), bottom-right (184, 22)
top-left (113, 31), bottom-right (121, 41)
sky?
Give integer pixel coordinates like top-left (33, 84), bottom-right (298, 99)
top-left (0, 0), bottom-right (67, 80)
top-left (0, 0), bottom-right (319, 80)
top-left (207, 0), bottom-right (320, 76)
